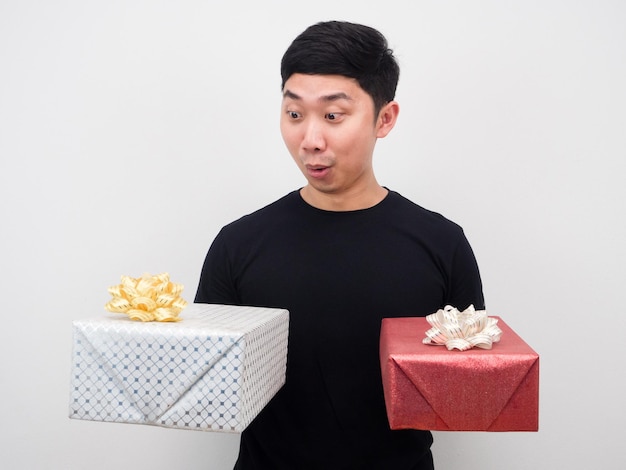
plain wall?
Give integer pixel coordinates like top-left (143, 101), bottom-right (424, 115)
top-left (1, 1), bottom-right (625, 468)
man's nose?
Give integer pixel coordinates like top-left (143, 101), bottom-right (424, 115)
top-left (301, 121), bottom-right (325, 152)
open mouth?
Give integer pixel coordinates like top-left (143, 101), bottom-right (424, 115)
top-left (306, 165), bottom-right (330, 178)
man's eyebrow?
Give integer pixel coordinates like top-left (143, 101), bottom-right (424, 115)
top-left (320, 92), bottom-right (352, 102)
top-left (283, 89), bottom-right (301, 100)
top-left (282, 89), bottom-right (353, 102)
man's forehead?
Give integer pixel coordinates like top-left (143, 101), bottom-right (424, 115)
top-left (282, 74), bottom-right (361, 103)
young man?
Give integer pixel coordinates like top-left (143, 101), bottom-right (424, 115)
top-left (196, 21), bottom-right (484, 469)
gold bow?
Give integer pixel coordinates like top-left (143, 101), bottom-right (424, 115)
top-left (105, 273), bottom-right (187, 322)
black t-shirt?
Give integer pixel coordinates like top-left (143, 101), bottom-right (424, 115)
top-left (196, 190), bottom-right (484, 469)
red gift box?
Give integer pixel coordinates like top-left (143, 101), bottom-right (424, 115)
top-left (380, 316), bottom-right (539, 431)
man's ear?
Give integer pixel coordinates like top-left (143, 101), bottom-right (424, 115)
top-left (376, 101), bottom-right (400, 138)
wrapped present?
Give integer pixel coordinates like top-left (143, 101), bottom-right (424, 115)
top-left (70, 303), bottom-right (289, 432)
top-left (380, 315), bottom-right (539, 431)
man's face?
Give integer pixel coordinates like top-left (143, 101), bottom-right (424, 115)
top-left (280, 73), bottom-right (386, 203)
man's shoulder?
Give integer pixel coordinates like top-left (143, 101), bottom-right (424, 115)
top-left (386, 190), bottom-right (464, 234)
top-left (221, 190), bottom-right (301, 232)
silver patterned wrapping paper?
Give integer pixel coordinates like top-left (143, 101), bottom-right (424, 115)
top-left (69, 303), bottom-right (289, 433)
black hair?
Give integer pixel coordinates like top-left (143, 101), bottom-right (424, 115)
top-left (280, 21), bottom-right (400, 115)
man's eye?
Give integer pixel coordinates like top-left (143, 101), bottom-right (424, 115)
top-left (288, 111), bottom-right (300, 119)
top-left (326, 113), bottom-right (337, 120)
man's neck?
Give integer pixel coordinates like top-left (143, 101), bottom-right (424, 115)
top-left (299, 184), bottom-right (388, 211)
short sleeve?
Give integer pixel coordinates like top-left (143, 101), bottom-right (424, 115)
top-left (194, 228), bottom-right (240, 305)
top-left (445, 231), bottom-right (485, 310)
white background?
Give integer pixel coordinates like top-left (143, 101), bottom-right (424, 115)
top-left (1, 1), bottom-right (625, 469)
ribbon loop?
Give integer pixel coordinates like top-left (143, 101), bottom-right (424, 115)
top-left (422, 305), bottom-right (502, 351)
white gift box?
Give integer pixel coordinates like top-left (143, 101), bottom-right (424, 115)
top-left (69, 303), bottom-right (289, 432)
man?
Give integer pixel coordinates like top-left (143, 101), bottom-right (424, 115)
top-left (196, 21), bottom-right (484, 469)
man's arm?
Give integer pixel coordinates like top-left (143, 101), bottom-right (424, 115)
top-left (194, 229), bottom-right (240, 305)
top-left (445, 231), bottom-right (485, 311)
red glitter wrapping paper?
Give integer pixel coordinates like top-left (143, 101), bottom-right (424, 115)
top-left (380, 316), bottom-right (539, 431)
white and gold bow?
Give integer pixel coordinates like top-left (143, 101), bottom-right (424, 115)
top-left (423, 305), bottom-right (502, 351)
